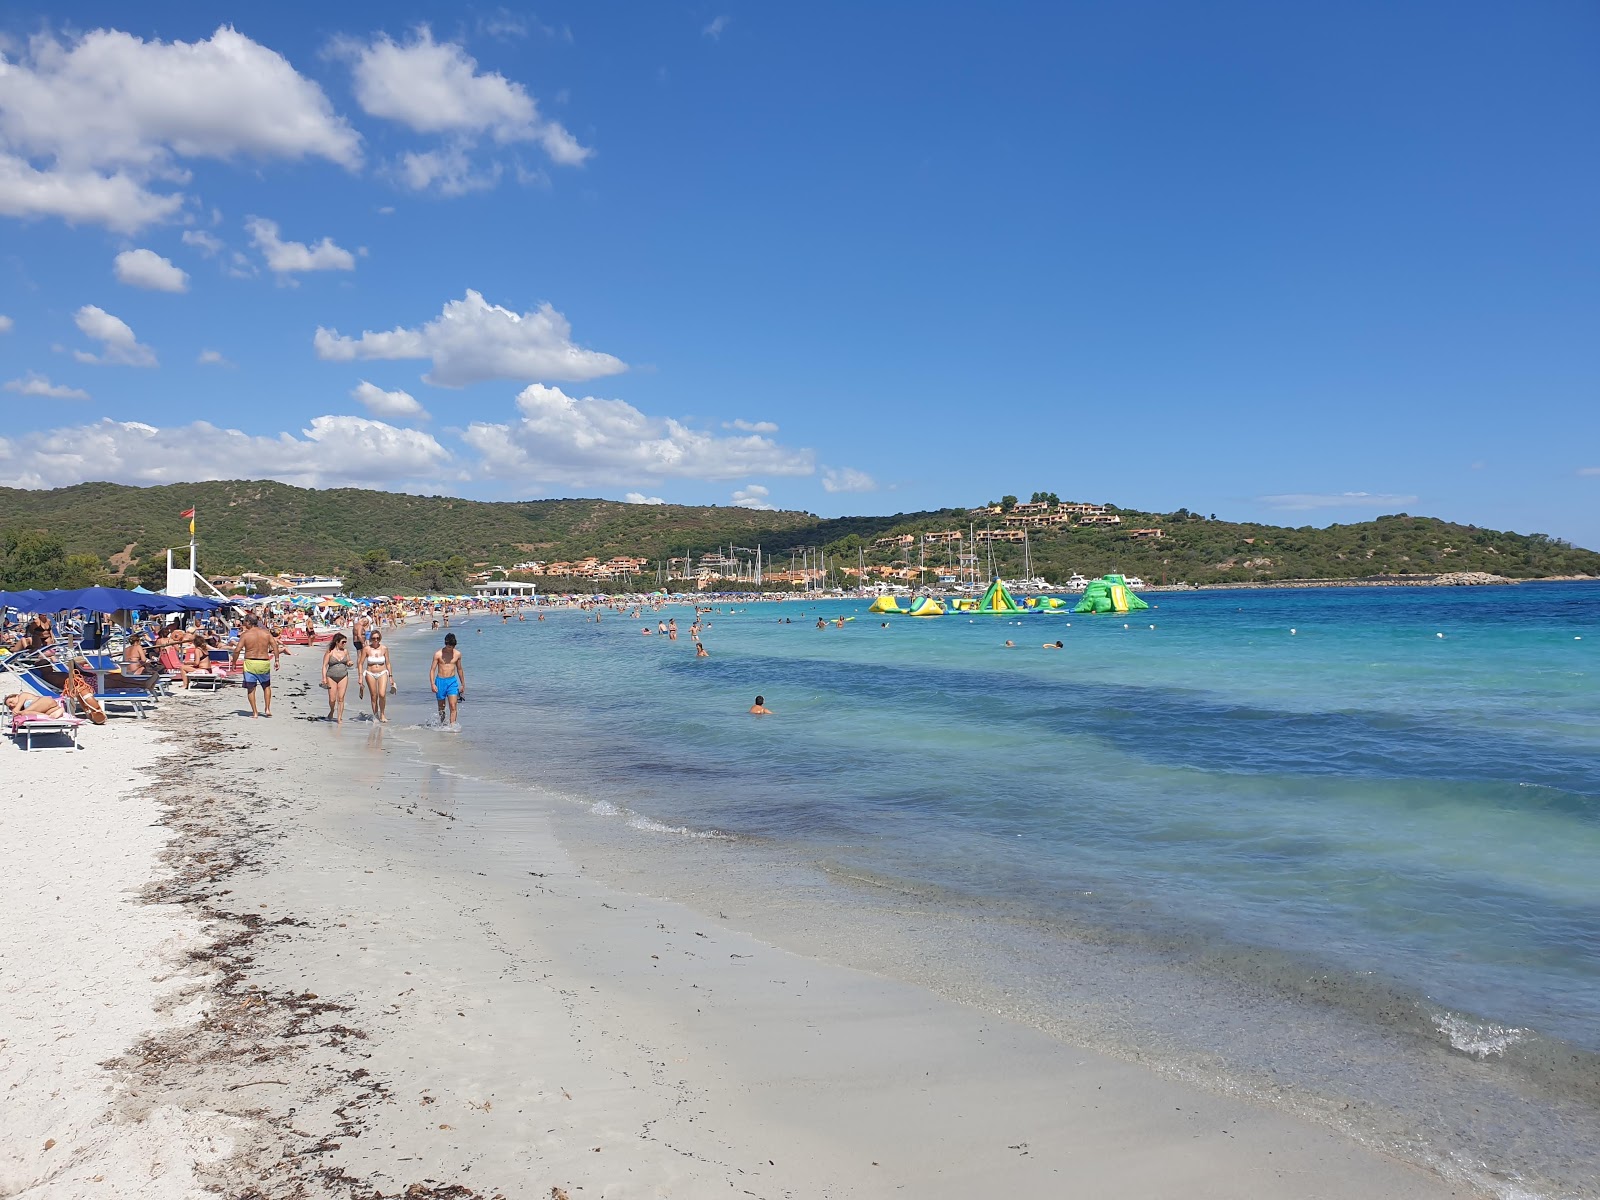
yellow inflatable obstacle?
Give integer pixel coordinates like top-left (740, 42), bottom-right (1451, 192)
top-left (907, 596), bottom-right (945, 617)
top-left (868, 594), bottom-right (907, 614)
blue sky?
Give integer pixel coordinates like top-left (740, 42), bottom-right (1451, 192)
top-left (1, 2), bottom-right (1596, 545)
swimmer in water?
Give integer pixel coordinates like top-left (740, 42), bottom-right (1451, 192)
top-left (749, 695), bottom-right (772, 715)
top-left (695, 641), bottom-right (708, 657)
top-left (1043, 640), bottom-right (1063, 649)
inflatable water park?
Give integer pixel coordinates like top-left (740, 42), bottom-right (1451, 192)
top-left (868, 575), bottom-right (1147, 618)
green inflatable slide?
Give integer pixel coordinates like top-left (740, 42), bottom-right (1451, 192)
top-left (1073, 575), bottom-right (1150, 614)
top-left (970, 579), bottom-right (1022, 615)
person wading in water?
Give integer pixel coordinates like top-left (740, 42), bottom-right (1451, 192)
top-left (429, 632), bottom-right (466, 728)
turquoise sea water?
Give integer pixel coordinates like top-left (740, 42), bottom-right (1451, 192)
top-left (382, 583), bottom-right (1600, 1195)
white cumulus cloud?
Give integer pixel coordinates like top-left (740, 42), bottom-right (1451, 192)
top-left (351, 379), bottom-right (428, 420)
top-left (314, 290), bottom-right (625, 387)
top-left (246, 216), bottom-right (356, 274)
top-left (0, 26), bottom-right (361, 232)
top-left (197, 349), bottom-right (232, 367)
top-left (723, 418), bottom-right (778, 433)
top-left (113, 247), bottom-right (189, 292)
top-left (731, 484), bottom-right (775, 510)
top-left (0, 155), bottom-right (182, 233)
top-left (462, 383), bottom-right (815, 488)
top-left (0, 315), bottom-right (12, 333)
top-left (398, 144), bottom-right (502, 196)
top-left (331, 26), bottom-right (589, 194)
top-left (72, 305), bottom-right (157, 367)
top-left (1578, 467), bottom-right (1600, 478)
top-left (181, 229), bottom-right (225, 257)
top-left (4, 371), bottom-right (89, 400)
top-left (624, 492), bottom-right (665, 505)
top-left (1256, 491), bottom-right (1419, 512)
top-left (0, 415), bottom-right (451, 490)
top-left (821, 466), bottom-right (877, 494)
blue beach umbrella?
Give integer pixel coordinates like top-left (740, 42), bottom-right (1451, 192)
top-left (0, 589), bottom-right (48, 610)
top-left (40, 586), bottom-right (151, 613)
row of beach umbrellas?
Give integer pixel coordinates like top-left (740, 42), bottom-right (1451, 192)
top-left (0, 586), bottom-right (228, 615)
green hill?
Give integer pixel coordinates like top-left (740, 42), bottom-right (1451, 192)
top-left (835, 505), bottom-right (1600, 586)
top-left (0, 480), bottom-right (1595, 590)
top-left (0, 480), bottom-right (940, 590)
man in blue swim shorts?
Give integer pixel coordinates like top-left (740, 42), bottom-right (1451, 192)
top-left (429, 632), bottom-right (466, 727)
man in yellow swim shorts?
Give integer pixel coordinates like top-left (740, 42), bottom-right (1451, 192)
top-left (231, 615), bottom-right (278, 719)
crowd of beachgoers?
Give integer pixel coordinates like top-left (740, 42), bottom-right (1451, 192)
top-left (0, 594), bottom-right (529, 746)
top-left (0, 588), bottom-right (754, 749)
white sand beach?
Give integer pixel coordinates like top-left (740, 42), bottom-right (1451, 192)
top-left (0, 686), bottom-right (234, 1198)
top-left (0, 655), bottom-right (1474, 1199)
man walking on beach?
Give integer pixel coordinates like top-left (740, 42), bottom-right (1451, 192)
top-left (231, 615), bottom-right (278, 719)
top-left (429, 632), bottom-right (466, 727)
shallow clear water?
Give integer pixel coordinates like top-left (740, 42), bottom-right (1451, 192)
top-left (387, 583), bottom-right (1600, 1194)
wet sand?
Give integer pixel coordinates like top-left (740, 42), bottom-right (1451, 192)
top-left (1, 653), bottom-right (1475, 1198)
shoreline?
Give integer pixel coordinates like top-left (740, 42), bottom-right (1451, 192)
top-left (521, 573), bottom-right (1599, 600)
top-left (4, 638), bottom-right (1494, 1198)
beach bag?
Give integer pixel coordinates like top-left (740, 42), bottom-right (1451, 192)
top-left (62, 670), bottom-right (107, 725)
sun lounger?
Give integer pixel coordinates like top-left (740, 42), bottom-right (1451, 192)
top-left (13, 665), bottom-right (159, 719)
top-left (156, 646), bottom-right (229, 691)
top-left (6, 711), bottom-right (84, 750)
top-left (97, 671), bottom-right (161, 716)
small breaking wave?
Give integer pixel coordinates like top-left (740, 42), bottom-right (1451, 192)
top-left (1431, 1010), bottom-right (1530, 1059)
top-left (588, 798), bottom-right (729, 840)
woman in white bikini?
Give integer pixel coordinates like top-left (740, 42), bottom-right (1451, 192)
top-left (359, 631), bottom-right (395, 723)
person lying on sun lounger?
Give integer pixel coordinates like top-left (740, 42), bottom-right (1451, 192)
top-left (5, 693), bottom-right (67, 719)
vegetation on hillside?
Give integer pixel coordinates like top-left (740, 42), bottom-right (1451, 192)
top-left (823, 506), bottom-right (1600, 585)
top-left (0, 529), bottom-right (106, 591)
top-left (0, 480), bottom-right (1595, 590)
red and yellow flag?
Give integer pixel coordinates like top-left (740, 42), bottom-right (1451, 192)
top-left (180, 506), bottom-right (195, 535)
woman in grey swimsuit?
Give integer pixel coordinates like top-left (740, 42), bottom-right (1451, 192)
top-left (322, 633), bottom-right (353, 724)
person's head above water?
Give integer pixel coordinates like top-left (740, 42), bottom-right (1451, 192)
top-left (753, 695), bottom-right (764, 706)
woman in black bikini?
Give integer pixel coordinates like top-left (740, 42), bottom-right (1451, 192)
top-left (322, 633), bottom-right (353, 723)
